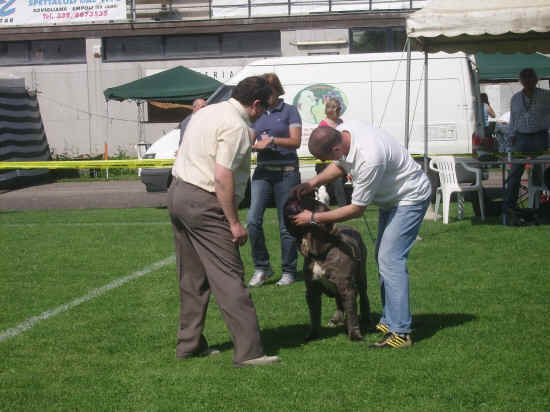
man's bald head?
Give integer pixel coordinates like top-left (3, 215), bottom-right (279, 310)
top-left (309, 126), bottom-right (342, 159)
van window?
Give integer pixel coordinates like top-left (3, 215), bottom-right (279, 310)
top-left (207, 85), bottom-right (234, 105)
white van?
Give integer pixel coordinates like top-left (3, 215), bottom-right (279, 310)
top-left (143, 52), bottom-right (483, 195)
top-left (207, 52), bottom-right (482, 185)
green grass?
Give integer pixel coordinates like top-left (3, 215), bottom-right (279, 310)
top-left (0, 205), bottom-right (549, 411)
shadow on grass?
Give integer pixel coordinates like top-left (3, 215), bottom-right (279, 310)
top-left (212, 323), bottom-right (344, 355)
top-left (211, 313), bottom-right (476, 354)
top-left (413, 312), bottom-right (477, 343)
top-left (261, 324), bottom-right (343, 353)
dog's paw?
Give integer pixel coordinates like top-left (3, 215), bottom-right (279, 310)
top-left (360, 319), bottom-right (371, 334)
top-left (326, 319), bottom-right (344, 328)
top-left (348, 328), bottom-right (364, 341)
top-left (305, 330), bottom-right (320, 342)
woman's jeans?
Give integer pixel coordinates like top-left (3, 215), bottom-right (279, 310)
top-left (504, 130), bottom-right (549, 209)
top-left (375, 199), bottom-right (430, 334)
top-left (247, 167), bottom-right (300, 275)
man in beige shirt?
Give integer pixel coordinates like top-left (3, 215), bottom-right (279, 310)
top-left (168, 76), bottom-right (280, 366)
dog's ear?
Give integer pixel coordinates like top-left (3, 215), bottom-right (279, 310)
top-left (284, 197), bottom-right (302, 216)
top-left (299, 193), bottom-right (316, 213)
top-left (284, 197), bottom-right (305, 239)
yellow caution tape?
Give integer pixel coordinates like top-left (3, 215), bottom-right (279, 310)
top-left (0, 156), bottom-right (325, 170)
top-left (0, 159), bottom-right (175, 169)
top-left (3, 152), bottom-right (547, 170)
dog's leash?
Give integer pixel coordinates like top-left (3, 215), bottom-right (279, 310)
top-left (362, 215), bottom-right (377, 245)
top-left (361, 214), bottom-right (423, 245)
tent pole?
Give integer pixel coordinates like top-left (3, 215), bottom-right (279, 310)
top-left (423, 49), bottom-right (428, 172)
top-left (105, 100), bottom-right (110, 180)
top-left (405, 38), bottom-right (411, 150)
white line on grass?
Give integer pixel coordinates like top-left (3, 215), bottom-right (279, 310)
top-left (0, 255), bottom-right (176, 343)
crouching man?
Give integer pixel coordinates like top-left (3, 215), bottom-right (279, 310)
top-left (291, 122), bottom-right (431, 349)
top-left (168, 76), bottom-right (280, 366)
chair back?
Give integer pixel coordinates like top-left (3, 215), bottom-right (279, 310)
top-left (429, 156), bottom-right (460, 189)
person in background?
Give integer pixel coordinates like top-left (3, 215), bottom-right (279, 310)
top-left (319, 97), bottom-right (344, 128)
top-left (179, 98), bottom-right (207, 145)
top-left (168, 76), bottom-right (280, 367)
top-left (480, 93), bottom-right (496, 138)
top-left (504, 68), bottom-right (550, 211)
top-left (291, 122), bottom-right (431, 349)
top-left (172, 98), bottom-right (208, 170)
top-left (247, 73), bottom-right (302, 287)
top-left (316, 97), bottom-right (348, 206)
top-left (192, 98), bottom-right (207, 112)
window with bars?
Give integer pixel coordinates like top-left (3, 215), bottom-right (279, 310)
top-left (349, 27), bottom-right (409, 53)
top-left (103, 31), bottom-right (281, 62)
top-left (0, 39), bottom-right (85, 66)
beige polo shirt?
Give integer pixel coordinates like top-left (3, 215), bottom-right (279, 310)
top-left (172, 98), bottom-right (252, 203)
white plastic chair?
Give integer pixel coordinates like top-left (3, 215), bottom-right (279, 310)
top-left (429, 156), bottom-right (485, 224)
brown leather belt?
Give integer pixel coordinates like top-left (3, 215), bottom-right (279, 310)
top-left (261, 165), bottom-right (297, 172)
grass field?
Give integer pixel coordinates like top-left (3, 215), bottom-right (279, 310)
top-left (0, 204), bottom-right (549, 411)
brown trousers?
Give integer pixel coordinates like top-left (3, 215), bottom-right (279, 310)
top-left (167, 178), bottom-right (264, 363)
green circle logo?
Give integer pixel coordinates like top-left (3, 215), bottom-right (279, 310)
top-left (292, 84), bottom-right (348, 125)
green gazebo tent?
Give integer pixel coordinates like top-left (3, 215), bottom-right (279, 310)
top-left (104, 66), bottom-right (221, 103)
top-left (475, 53), bottom-right (550, 82)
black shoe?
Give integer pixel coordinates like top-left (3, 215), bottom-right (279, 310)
top-left (177, 348), bottom-right (221, 359)
top-left (369, 332), bottom-right (412, 349)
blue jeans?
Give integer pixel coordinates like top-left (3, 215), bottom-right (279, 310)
top-left (504, 130), bottom-right (549, 209)
top-left (247, 167), bottom-right (300, 275)
top-left (375, 199), bottom-right (429, 334)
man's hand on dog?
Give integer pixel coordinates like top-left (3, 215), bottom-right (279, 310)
top-left (290, 182), bottom-right (315, 200)
top-left (292, 209), bottom-right (313, 226)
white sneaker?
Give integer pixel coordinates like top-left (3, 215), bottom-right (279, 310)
top-left (276, 273), bottom-right (295, 286)
top-left (236, 355), bottom-right (281, 367)
top-left (248, 267), bottom-right (273, 287)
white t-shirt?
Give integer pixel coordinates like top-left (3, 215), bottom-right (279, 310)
top-left (335, 120), bottom-right (431, 209)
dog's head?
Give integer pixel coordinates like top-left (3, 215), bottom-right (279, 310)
top-left (284, 190), bottom-right (335, 258)
top-left (284, 191), bottom-right (332, 236)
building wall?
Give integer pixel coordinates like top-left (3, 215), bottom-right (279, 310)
top-left (0, 28), bottom-right (357, 157)
top-left (281, 29), bottom-right (350, 56)
top-left (0, 6), bottom-right (413, 156)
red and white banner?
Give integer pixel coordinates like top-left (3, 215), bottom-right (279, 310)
top-left (0, 0), bottom-right (127, 27)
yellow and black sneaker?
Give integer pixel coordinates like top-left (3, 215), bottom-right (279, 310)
top-left (375, 323), bottom-right (389, 334)
top-left (369, 332), bottom-right (412, 349)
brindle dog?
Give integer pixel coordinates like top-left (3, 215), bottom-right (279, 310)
top-left (284, 193), bottom-right (370, 341)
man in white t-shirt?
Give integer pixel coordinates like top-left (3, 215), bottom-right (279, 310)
top-left (291, 121), bottom-right (431, 349)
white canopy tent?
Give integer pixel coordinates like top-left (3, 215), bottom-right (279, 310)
top-left (407, 0), bottom-right (550, 53)
top-left (405, 0), bottom-right (550, 168)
